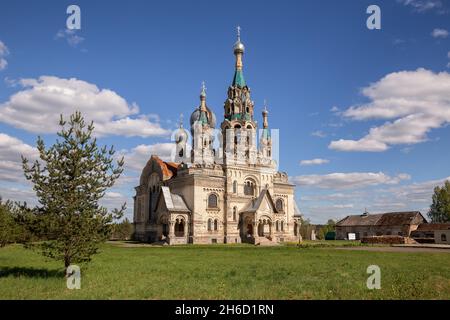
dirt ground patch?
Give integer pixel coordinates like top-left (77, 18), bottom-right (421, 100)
top-left (334, 246), bottom-right (450, 253)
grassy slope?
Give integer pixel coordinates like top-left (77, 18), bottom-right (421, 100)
top-left (0, 243), bottom-right (449, 299)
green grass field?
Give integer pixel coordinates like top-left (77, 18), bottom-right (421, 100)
top-left (0, 242), bottom-right (449, 299)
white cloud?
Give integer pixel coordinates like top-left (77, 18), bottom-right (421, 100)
top-left (0, 41), bottom-right (9, 56)
top-left (330, 106), bottom-right (340, 113)
top-left (300, 158), bottom-right (330, 166)
top-left (292, 172), bottom-right (410, 189)
top-left (0, 76), bottom-right (170, 137)
top-left (311, 130), bottom-right (327, 138)
top-left (0, 40), bottom-right (9, 71)
top-left (55, 29), bottom-right (85, 47)
top-left (299, 175), bottom-right (450, 224)
top-left (329, 69), bottom-right (450, 152)
top-left (0, 133), bottom-right (38, 182)
top-left (119, 143), bottom-right (176, 172)
top-left (387, 175), bottom-right (450, 203)
top-left (0, 59), bottom-right (7, 71)
top-left (332, 204), bottom-right (354, 209)
top-left (431, 28), bottom-right (449, 38)
top-left (398, 0), bottom-right (445, 13)
top-left (0, 186), bottom-right (36, 205)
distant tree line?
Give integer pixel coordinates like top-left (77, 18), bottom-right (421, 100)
top-left (300, 218), bottom-right (336, 240)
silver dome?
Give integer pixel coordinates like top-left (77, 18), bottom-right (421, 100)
top-left (190, 106), bottom-right (216, 132)
top-left (174, 126), bottom-right (188, 143)
top-left (233, 40), bottom-right (245, 53)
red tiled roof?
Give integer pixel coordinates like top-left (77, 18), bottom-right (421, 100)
top-left (151, 155), bottom-right (179, 180)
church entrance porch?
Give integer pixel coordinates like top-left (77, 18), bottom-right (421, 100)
top-left (158, 214), bottom-right (190, 245)
top-left (241, 213), bottom-right (274, 244)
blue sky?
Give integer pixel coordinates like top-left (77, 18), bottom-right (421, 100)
top-left (1, 0), bottom-right (450, 223)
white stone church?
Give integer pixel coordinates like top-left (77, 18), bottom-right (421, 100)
top-left (133, 29), bottom-right (302, 245)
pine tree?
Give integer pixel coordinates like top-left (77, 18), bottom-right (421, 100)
top-left (22, 111), bottom-right (125, 274)
top-left (428, 180), bottom-right (450, 223)
top-left (0, 199), bottom-right (16, 247)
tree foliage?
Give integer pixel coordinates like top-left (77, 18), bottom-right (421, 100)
top-left (428, 180), bottom-right (450, 223)
top-left (110, 218), bottom-right (134, 241)
top-left (0, 199), bottom-right (33, 247)
top-left (0, 199), bottom-right (16, 247)
top-left (21, 111), bottom-right (125, 271)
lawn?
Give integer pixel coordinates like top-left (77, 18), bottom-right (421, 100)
top-left (0, 242), bottom-right (449, 299)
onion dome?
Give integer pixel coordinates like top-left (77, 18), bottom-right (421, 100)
top-left (190, 82), bottom-right (216, 133)
top-left (174, 114), bottom-right (188, 143)
top-left (233, 26), bottom-right (245, 54)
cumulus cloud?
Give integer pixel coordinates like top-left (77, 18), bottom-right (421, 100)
top-left (119, 143), bottom-right (176, 172)
top-left (300, 158), bottom-right (330, 166)
top-left (329, 69), bottom-right (450, 152)
top-left (0, 133), bottom-right (38, 182)
top-left (292, 172), bottom-right (411, 189)
top-left (0, 76), bottom-right (170, 137)
top-left (387, 175), bottom-right (450, 203)
top-left (0, 186), bottom-right (36, 205)
top-left (431, 28), bottom-right (449, 38)
top-left (55, 29), bottom-right (85, 47)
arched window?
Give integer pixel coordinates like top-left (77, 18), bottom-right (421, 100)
top-left (233, 181), bottom-right (237, 194)
top-left (276, 221), bottom-right (279, 232)
top-left (179, 148), bottom-right (184, 157)
top-left (275, 199), bottom-right (284, 212)
top-left (281, 221), bottom-right (284, 231)
top-left (244, 179), bottom-right (256, 196)
top-left (233, 207), bottom-right (237, 221)
top-left (208, 194), bottom-right (218, 208)
top-left (214, 219), bottom-right (218, 231)
top-left (207, 218), bottom-right (212, 231)
top-left (442, 234), bottom-right (447, 242)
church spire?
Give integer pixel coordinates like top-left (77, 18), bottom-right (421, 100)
top-left (262, 99), bottom-right (269, 129)
top-left (232, 26), bottom-right (246, 87)
top-left (199, 81), bottom-right (209, 125)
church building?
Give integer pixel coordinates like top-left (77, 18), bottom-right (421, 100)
top-left (133, 29), bottom-right (302, 245)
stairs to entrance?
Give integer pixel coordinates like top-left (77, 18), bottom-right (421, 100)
top-left (255, 237), bottom-right (278, 246)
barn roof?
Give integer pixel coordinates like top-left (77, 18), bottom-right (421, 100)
top-left (336, 211), bottom-right (425, 227)
top-left (416, 223), bottom-right (450, 231)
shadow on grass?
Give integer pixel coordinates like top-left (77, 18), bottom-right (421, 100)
top-left (0, 266), bottom-right (65, 278)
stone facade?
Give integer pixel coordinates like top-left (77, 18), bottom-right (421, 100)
top-left (133, 30), bottom-right (302, 245)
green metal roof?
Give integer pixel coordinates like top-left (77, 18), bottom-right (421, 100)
top-left (262, 128), bottom-right (271, 140)
top-left (232, 70), bottom-right (246, 88)
top-left (199, 111), bottom-right (208, 125)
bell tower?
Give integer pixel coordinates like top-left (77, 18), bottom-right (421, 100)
top-left (190, 82), bottom-right (216, 165)
top-left (221, 27), bottom-right (257, 165)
